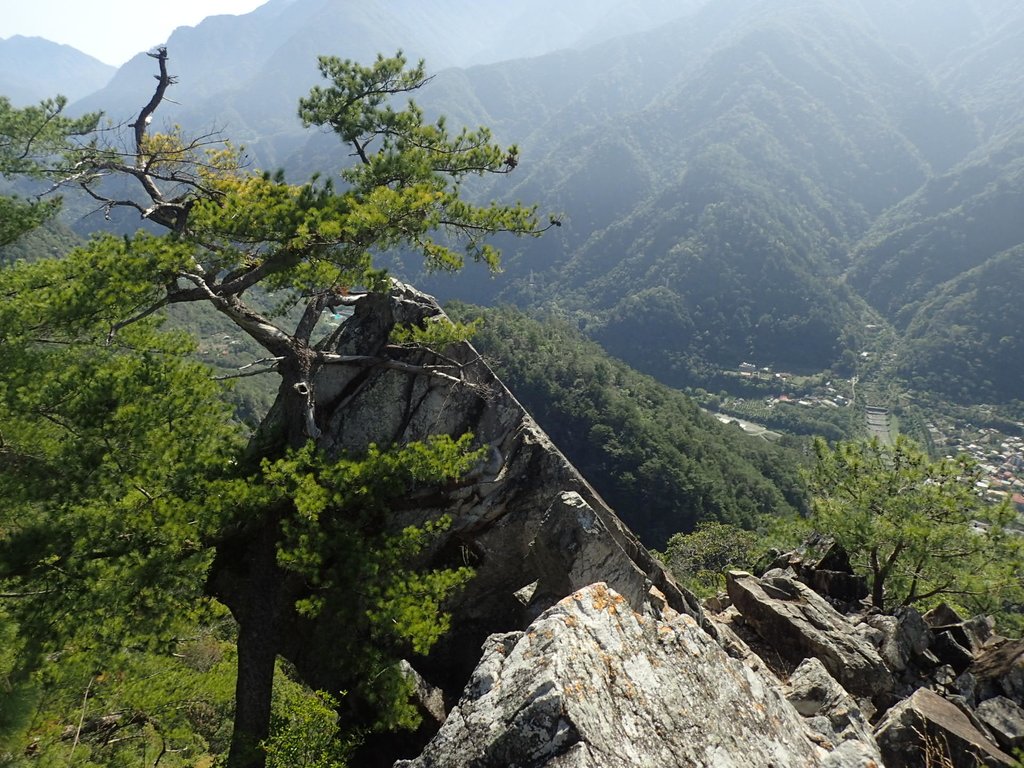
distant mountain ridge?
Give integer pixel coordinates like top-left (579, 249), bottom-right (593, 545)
top-left (0, 36), bottom-right (113, 106)
top-left (405, 0), bottom-right (990, 379)
top-left (69, 0), bottom-right (702, 163)
top-left (9, 0), bottom-right (1024, 405)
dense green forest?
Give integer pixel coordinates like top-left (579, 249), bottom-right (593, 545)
top-left (448, 303), bottom-right (808, 547)
top-left (30, 0), bottom-right (1024, 407)
top-left (897, 245), bottom-right (1024, 404)
top-left (849, 132), bottom-right (1024, 403)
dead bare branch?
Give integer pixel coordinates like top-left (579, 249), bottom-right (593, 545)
top-left (212, 357), bottom-right (285, 381)
top-left (131, 48), bottom-right (177, 158)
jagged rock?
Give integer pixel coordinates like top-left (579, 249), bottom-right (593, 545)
top-left (924, 604), bottom-right (997, 659)
top-left (703, 592), bottom-right (730, 613)
top-left (396, 583), bottom-right (880, 768)
top-left (855, 622), bottom-right (887, 649)
top-left (769, 533), bottom-right (868, 604)
top-left (786, 658), bottom-right (879, 754)
top-left (932, 664), bottom-right (962, 695)
top-left (726, 571), bottom-right (893, 699)
top-left (863, 607), bottom-right (933, 674)
top-left (954, 670), bottom-right (980, 707)
top-left (874, 688), bottom-right (1015, 767)
top-left (771, 532), bottom-right (852, 573)
top-left (924, 603), bottom-right (967, 629)
top-left (525, 491), bottom-right (652, 617)
top-left (213, 284), bottom-right (716, 767)
top-left (863, 616), bottom-right (905, 672)
top-left (963, 616), bottom-right (998, 651)
top-left (399, 660), bottom-right (448, 728)
top-left (932, 632), bottom-right (976, 675)
top-left (810, 570), bottom-right (870, 605)
top-left (976, 696), bottom-right (1024, 752)
top-left (707, 613), bottom-right (758, 664)
top-left (963, 639), bottom-right (1024, 705)
top-left (288, 284), bottom-right (703, 714)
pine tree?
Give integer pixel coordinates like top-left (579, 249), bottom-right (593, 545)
top-left (0, 95), bottom-right (99, 245)
top-left (808, 436), bottom-right (1024, 616)
top-left (0, 49), bottom-right (548, 767)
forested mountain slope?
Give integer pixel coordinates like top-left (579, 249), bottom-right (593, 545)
top-left (449, 303), bottom-right (807, 548)
top-left (897, 245), bottom-right (1024, 403)
top-left (844, 3), bottom-right (1024, 403)
top-left (410, 0), bottom-right (981, 384)
top-left (29, 0), bottom-right (1024, 405)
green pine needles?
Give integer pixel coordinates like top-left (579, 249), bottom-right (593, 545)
top-left (808, 436), bottom-right (1024, 619)
top-left (0, 49), bottom-right (541, 767)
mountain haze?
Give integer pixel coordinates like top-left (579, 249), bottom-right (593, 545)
top-left (0, 36), bottom-right (114, 105)
top-left (23, 0), bottom-right (1024, 405)
top-left (411, 0), bottom-right (987, 381)
top-left (70, 0), bottom-right (701, 166)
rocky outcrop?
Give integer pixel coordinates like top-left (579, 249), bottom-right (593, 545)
top-left (714, 544), bottom-right (1024, 768)
top-left (874, 688), bottom-right (1016, 767)
top-left (298, 286), bottom-right (1024, 767)
top-left (860, 608), bottom-right (933, 676)
top-left (786, 657), bottom-right (877, 750)
top-left (292, 285), bottom-right (706, 763)
top-left (976, 696), bottom-right (1024, 753)
top-left (726, 570), bottom-right (893, 700)
top-left (523, 491), bottom-right (658, 618)
top-left (962, 639), bottom-right (1024, 705)
top-left (397, 583), bottom-right (881, 768)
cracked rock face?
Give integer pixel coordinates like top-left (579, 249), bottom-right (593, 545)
top-left (397, 583), bottom-right (880, 768)
top-left (875, 688), bottom-right (1016, 767)
top-left (298, 285), bottom-right (701, 710)
top-left (727, 570), bottom-right (893, 700)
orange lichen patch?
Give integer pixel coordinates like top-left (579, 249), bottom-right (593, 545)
top-left (656, 626), bottom-right (681, 654)
top-left (590, 584), bottom-right (626, 615)
top-left (562, 680), bottom-right (589, 698)
top-left (562, 614), bottom-right (579, 628)
top-left (527, 627), bottom-right (556, 645)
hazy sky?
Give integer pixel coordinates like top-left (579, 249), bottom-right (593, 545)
top-left (0, 0), bottom-right (269, 67)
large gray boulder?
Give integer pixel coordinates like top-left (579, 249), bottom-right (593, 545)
top-left (726, 571), bottom-right (893, 700)
top-left (525, 491), bottom-right (655, 617)
top-left (786, 657), bottom-right (878, 752)
top-left (285, 284), bottom-right (703, 703)
top-left (976, 696), bottom-right (1024, 753)
top-left (874, 688), bottom-right (1015, 768)
top-left (397, 583), bottom-right (880, 768)
top-left (862, 608), bottom-right (933, 675)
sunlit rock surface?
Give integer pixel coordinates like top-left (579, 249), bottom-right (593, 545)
top-left (396, 583), bottom-right (880, 767)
